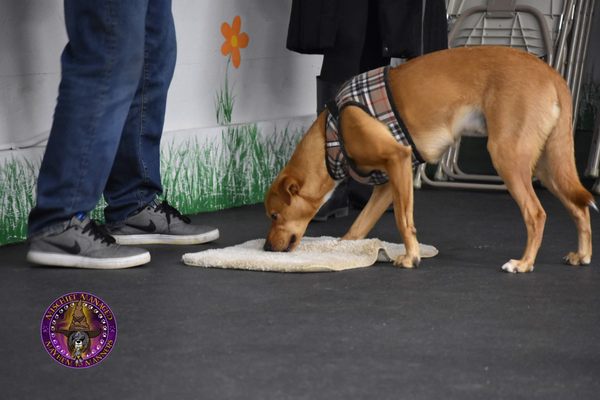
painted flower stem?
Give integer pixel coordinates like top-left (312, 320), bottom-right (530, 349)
top-left (215, 57), bottom-right (235, 125)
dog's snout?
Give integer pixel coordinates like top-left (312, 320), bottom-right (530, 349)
top-left (263, 240), bottom-right (274, 252)
top-left (264, 236), bottom-right (297, 252)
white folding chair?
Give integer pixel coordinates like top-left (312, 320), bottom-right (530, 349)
top-left (416, 0), bottom-right (595, 191)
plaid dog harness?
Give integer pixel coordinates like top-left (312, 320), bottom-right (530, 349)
top-left (325, 66), bottom-right (424, 185)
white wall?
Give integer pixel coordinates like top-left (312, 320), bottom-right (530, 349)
top-left (0, 0), bottom-right (65, 149)
top-left (0, 0), bottom-right (322, 150)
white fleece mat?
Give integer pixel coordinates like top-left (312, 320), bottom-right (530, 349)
top-left (182, 236), bottom-right (438, 272)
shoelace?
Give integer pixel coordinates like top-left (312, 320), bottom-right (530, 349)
top-left (81, 220), bottom-right (116, 246)
top-left (154, 200), bottom-right (191, 225)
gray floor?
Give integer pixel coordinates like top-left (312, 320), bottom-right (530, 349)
top-left (1, 189), bottom-right (599, 399)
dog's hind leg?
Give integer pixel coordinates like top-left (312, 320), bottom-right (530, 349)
top-left (342, 183), bottom-right (393, 240)
top-left (534, 99), bottom-right (594, 266)
top-left (536, 156), bottom-right (592, 266)
top-left (525, 79), bottom-right (594, 268)
top-left (495, 162), bottom-right (546, 273)
top-left (488, 130), bottom-right (547, 273)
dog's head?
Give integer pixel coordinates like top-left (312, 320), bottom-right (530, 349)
top-left (263, 174), bottom-right (321, 252)
top-left (68, 331), bottom-right (90, 353)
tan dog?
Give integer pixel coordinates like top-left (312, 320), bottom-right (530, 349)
top-left (264, 46), bottom-right (595, 273)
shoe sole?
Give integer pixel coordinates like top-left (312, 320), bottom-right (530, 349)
top-left (111, 229), bottom-right (220, 245)
top-left (26, 250), bottom-right (151, 269)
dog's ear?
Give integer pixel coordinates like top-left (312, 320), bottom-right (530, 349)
top-left (278, 176), bottom-right (301, 205)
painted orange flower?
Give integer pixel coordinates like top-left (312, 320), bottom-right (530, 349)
top-left (221, 16), bottom-right (249, 68)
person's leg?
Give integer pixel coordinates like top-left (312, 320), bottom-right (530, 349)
top-left (103, 0), bottom-right (177, 225)
top-left (346, 0), bottom-right (392, 212)
top-left (316, 0), bottom-right (392, 219)
top-left (316, 0), bottom-right (369, 114)
top-left (313, 2), bottom-right (370, 221)
top-left (103, 0), bottom-right (219, 245)
top-left (26, 0), bottom-right (152, 269)
top-left (28, 0), bottom-right (150, 236)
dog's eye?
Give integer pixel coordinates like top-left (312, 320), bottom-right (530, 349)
top-left (270, 213), bottom-right (279, 221)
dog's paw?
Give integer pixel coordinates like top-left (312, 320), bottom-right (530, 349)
top-left (563, 252), bottom-right (591, 266)
top-left (501, 259), bottom-right (534, 273)
top-left (394, 254), bottom-right (420, 269)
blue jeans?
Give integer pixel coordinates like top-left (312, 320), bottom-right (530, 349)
top-left (28, 0), bottom-right (176, 236)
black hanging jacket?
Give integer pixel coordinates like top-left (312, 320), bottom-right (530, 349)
top-left (286, 0), bottom-right (448, 59)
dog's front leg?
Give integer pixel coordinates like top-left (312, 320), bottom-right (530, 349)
top-left (342, 183), bottom-right (393, 240)
top-left (386, 148), bottom-right (420, 268)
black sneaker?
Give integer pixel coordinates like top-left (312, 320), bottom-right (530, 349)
top-left (107, 199), bottom-right (219, 245)
top-left (27, 214), bottom-right (150, 269)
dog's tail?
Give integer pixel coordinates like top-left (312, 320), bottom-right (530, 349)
top-left (539, 76), bottom-right (596, 211)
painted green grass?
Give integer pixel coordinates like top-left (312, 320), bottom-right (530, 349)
top-left (0, 157), bottom-right (38, 243)
top-left (0, 124), bottom-right (303, 245)
top-left (161, 123), bottom-right (302, 214)
top-left (0, 156), bottom-right (109, 244)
